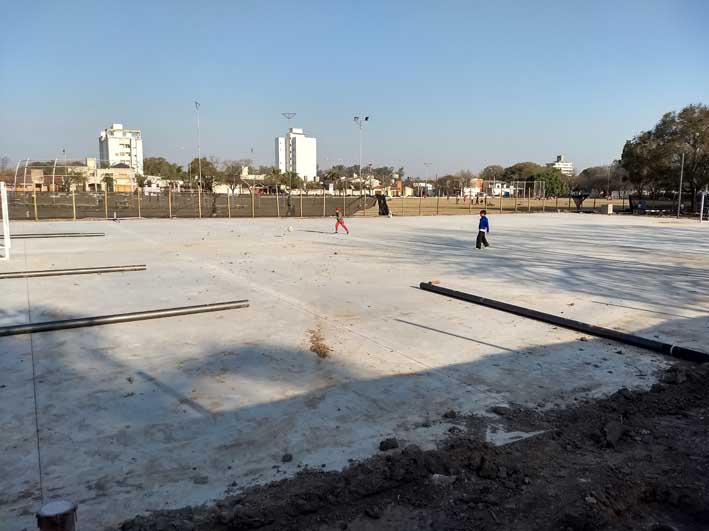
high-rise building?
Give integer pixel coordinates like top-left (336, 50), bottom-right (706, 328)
top-left (547, 154), bottom-right (574, 177)
top-left (99, 123), bottom-right (144, 175)
top-left (275, 127), bottom-right (317, 182)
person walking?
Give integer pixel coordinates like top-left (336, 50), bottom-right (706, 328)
top-left (335, 207), bottom-right (349, 234)
top-left (476, 209), bottom-right (490, 249)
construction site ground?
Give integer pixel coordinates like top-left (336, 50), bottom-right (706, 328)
top-left (1, 213), bottom-right (707, 530)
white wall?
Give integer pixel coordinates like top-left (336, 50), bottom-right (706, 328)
top-left (292, 135), bottom-right (317, 182)
top-left (275, 137), bottom-right (286, 173)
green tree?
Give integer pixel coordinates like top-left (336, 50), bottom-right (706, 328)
top-left (621, 104), bottom-right (709, 206)
top-left (503, 162), bottom-right (546, 182)
top-left (63, 170), bottom-right (87, 192)
top-left (187, 157), bottom-right (219, 190)
top-left (479, 165), bottom-right (504, 182)
top-left (528, 167), bottom-right (565, 196)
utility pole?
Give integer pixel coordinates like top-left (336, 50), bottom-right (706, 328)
top-left (281, 113), bottom-right (296, 182)
top-left (353, 116), bottom-right (369, 197)
top-left (195, 101), bottom-right (202, 189)
top-left (677, 152), bottom-right (685, 219)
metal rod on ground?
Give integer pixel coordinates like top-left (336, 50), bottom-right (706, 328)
top-left (0, 265), bottom-right (146, 280)
top-left (0, 300), bottom-right (250, 337)
top-left (418, 282), bottom-right (709, 363)
top-left (9, 233), bottom-right (105, 239)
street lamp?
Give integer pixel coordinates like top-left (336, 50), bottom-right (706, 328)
top-left (423, 162), bottom-right (432, 197)
top-left (282, 113), bottom-right (296, 187)
top-left (354, 116), bottom-right (369, 199)
top-left (195, 101), bottom-right (202, 189)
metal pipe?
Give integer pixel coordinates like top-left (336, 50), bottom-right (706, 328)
top-left (0, 300), bottom-right (249, 337)
top-left (0, 265), bottom-right (146, 280)
top-left (7, 232), bottom-right (105, 239)
top-left (419, 282), bottom-right (708, 363)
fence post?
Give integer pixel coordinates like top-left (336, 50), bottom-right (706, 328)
top-left (556, 196), bottom-right (559, 210)
top-left (33, 189), bottom-right (38, 221)
top-left (527, 193), bottom-right (530, 212)
top-left (436, 194), bottom-right (440, 215)
top-left (322, 190), bottom-right (326, 217)
top-left (168, 190), bottom-right (172, 218)
top-left (104, 189), bottom-right (108, 220)
top-left (418, 193), bottom-right (422, 216)
top-left (468, 195), bottom-right (472, 214)
top-left (137, 189), bottom-right (142, 219)
top-left (499, 194), bottom-right (502, 214)
top-left (198, 188), bottom-right (202, 218)
top-left (72, 190), bottom-right (76, 220)
top-left (300, 191), bottom-right (303, 218)
top-left (276, 189), bottom-right (281, 218)
top-left (568, 196), bottom-right (572, 210)
top-left (227, 193), bottom-right (231, 219)
top-left (343, 189), bottom-right (346, 217)
top-left (542, 196), bottom-right (545, 213)
top-left (251, 189), bottom-right (255, 218)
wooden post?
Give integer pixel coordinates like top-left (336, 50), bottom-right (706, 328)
top-left (137, 189), bottom-right (142, 219)
top-left (542, 196), bottom-right (545, 213)
top-left (499, 194), bottom-right (502, 214)
top-left (227, 193), bottom-right (231, 219)
top-left (276, 189), bottom-right (281, 218)
top-left (468, 195), bottom-right (472, 214)
top-left (198, 188), bottom-right (202, 218)
top-left (104, 189), bottom-right (108, 220)
top-left (556, 196), bottom-right (559, 210)
top-left (33, 189), bottom-right (38, 221)
top-left (251, 189), bottom-right (255, 218)
top-left (436, 193), bottom-right (440, 215)
top-left (418, 192), bottom-right (422, 216)
top-left (593, 197), bottom-right (596, 210)
top-left (322, 189), bottom-right (326, 217)
top-left (527, 193), bottom-right (530, 212)
top-left (568, 196), bottom-right (572, 210)
top-left (343, 185), bottom-right (346, 217)
top-left (72, 190), bottom-right (76, 220)
top-left (168, 190), bottom-right (172, 218)
top-left (300, 191), bottom-right (303, 218)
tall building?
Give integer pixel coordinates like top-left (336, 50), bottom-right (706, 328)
top-left (547, 154), bottom-right (574, 177)
top-left (99, 123), bottom-right (144, 175)
top-left (275, 127), bottom-right (317, 182)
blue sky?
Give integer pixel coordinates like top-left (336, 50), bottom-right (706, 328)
top-left (1, 0), bottom-right (707, 176)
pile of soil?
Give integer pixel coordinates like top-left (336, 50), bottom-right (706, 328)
top-left (116, 363), bottom-right (709, 531)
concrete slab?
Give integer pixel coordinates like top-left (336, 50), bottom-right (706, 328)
top-left (1, 213), bottom-right (707, 530)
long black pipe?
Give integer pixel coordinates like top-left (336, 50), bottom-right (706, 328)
top-left (0, 300), bottom-right (249, 337)
top-left (419, 282), bottom-right (708, 363)
top-left (7, 232), bottom-right (105, 239)
top-left (0, 265), bottom-right (146, 279)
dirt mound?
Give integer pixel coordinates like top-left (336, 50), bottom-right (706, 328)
top-left (117, 363), bottom-right (709, 531)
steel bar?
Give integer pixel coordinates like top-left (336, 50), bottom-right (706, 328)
top-left (0, 300), bottom-right (249, 337)
top-left (7, 232), bottom-right (105, 239)
top-left (419, 282), bottom-right (708, 363)
top-left (0, 265), bottom-right (146, 280)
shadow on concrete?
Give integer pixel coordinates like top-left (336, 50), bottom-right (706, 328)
top-left (1, 301), bottom-right (705, 530)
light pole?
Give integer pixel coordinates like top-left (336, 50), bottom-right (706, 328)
top-left (354, 116), bottom-right (369, 199)
top-left (423, 162), bottom-right (432, 197)
top-left (282, 113), bottom-right (296, 185)
top-left (677, 152), bottom-right (685, 219)
top-left (195, 101), bottom-right (202, 189)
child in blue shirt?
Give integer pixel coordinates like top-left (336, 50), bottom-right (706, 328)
top-left (477, 210), bottom-right (490, 249)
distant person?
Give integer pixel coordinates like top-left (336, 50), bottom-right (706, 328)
top-left (335, 207), bottom-right (349, 234)
top-left (476, 209), bottom-right (490, 249)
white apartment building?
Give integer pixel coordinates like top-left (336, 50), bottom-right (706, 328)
top-left (99, 123), bottom-right (144, 175)
top-left (275, 127), bottom-right (317, 182)
top-left (548, 154), bottom-right (574, 177)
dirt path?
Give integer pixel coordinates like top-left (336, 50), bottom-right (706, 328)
top-left (116, 362), bottom-right (709, 531)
